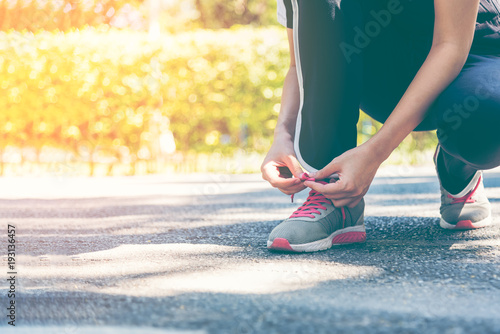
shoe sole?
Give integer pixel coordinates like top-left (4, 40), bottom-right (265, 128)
top-left (439, 215), bottom-right (492, 230)
top-left (267, 225), bottom-right (366, 253)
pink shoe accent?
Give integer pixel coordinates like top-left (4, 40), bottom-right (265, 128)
top-left (454, 220), bottom-right (479, 229)
top-left (332, 232), bottom-right (366, 245)
top-left (447, 175), bottom-right (482, 204)
top-left (269, 238), bottom-right (295, 251)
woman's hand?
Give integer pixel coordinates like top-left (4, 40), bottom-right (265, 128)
top-left (261, 135), bottom-right (306, 195)
top-left (305, 143), bottom-right (384, 208)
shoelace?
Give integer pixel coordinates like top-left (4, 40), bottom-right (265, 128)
top-left (290, 172), bottom-right (321, 203)
top-left (447, 175), bottom-right (481, 204)
top-left (289, 173), bottom-right (346, 223)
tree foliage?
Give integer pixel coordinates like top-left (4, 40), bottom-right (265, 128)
top-left (0, 27), bottom-right (289, 174)
top-left (0, 0), bottom-right (279, 32)
top-left (194, 0), bottom-right (277, 29)
top-left (0, 0), bottom-right (144, 31)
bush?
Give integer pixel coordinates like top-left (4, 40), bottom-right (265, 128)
top-left (0, 27), bottom-right (290, 174)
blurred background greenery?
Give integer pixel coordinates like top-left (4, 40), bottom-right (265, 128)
top-left (0, 0), bottom-right (437, 176)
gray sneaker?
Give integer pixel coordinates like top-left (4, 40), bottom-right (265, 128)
top-left (434, 145), bottom-right (492, 230)
top-left (267, 176), bottom-right (366, 252)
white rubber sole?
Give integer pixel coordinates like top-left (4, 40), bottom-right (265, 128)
top-left (267, 225), bottom-right (366, 253)
top-left (439, 215), bottom-right (492, 230)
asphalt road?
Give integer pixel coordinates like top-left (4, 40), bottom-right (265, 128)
top-left (0, 165), bottom-right (499, 334)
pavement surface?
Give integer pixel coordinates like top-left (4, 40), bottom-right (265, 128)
top-left (0, 165), bottom-right (500, 334)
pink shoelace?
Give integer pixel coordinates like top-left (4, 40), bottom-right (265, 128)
top-left (290, 173), bottom-right (346, 222)
top-left (447, 175), bottom-right (481, 204)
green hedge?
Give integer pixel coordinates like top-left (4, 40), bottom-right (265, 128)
top-left (0, 27), bottom-right (291, 172)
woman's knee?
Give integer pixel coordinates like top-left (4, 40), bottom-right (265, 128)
top-left (436, 96), bottom-right (500, 169)
top-left (435, 59), bottom-right (500, 169)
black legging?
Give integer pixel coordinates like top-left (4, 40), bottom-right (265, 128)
top-left (279, 0), bottom-right (500, 181)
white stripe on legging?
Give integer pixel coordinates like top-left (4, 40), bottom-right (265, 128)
top-left (291, 0), bottom-right (319, 173)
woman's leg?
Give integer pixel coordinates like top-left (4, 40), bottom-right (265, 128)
top-left (292, 0), bottom-right (364, 171)
top-left (421, 54), bottom-right (500, 229)
top-left (356, 5), bottom-right (498, 230)
top-left (293, 0), bottom-right (435, 170)
top-left (267, 0), bottom-right (368, 252)
top-left (433, 55), bottom-right (500, 193)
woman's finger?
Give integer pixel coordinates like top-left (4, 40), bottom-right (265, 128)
top-left (281, 181), bottom-right (307, 193)
top-left (283, 155), bottom-right (305, 179)
top-left (309, 161), bottom-right (341, 179)
top-left (262, 163), bottom-right (306, 191)
top-left (303, 179), bottom-right (346, 197)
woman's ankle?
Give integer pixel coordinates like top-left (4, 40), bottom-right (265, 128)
top-left (436, 149), bottom-right (476, 194)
